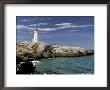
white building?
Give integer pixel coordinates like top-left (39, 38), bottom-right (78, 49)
top-left (32, 28), bottom-right (38, 43)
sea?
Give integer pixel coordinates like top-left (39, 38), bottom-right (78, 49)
top-left (33, 55), bottom-right (94, 74)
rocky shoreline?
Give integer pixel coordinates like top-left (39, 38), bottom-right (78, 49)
top-left (16, 42), bottom-right (94, 74)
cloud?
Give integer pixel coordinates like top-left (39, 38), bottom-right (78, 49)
top-left (38, 23), bottom-right (48, 26)
top-left (29, 23), bottom-right (48, 27)
top-left (55, 23), bottom-right (72, 29)
top-left (16, 25), bottom-right (54, 32)
top-left (55, 23), bottom-right (94, 29)
top-left (72, 25), bottom-right (94, 28)
top-left (29, 24), bottom-right (37, 27)
top-left (17, 25), bottom-right (28, 29)
top-left (55, 23), bottom-right (72, 26)
top-left (38, 28), bottom-right (57, 31)
top-left (21, 19), bottom-right (27, 22)
top-left (17, 25), bottom-right (35, 30)
top-left (17, 23), bottom-right (94, 32)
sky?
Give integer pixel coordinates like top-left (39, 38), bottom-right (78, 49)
top-left (16, 16), bottom-right (94, 49)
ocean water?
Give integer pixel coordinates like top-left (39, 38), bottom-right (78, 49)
top-left (33, 55), bottom-right (94, 74)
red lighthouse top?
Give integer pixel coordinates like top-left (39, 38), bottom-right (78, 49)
top-left (33, 28), bottom-right (39, 32)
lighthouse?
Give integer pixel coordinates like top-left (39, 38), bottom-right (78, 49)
top-left (32, 28), bottom-right (38, 43)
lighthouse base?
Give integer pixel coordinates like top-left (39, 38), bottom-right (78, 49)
top-left (32, 39), bottom-right (38, 43)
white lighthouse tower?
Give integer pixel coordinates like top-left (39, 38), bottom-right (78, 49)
top-left (32, 28), bottom-right (38, 43)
